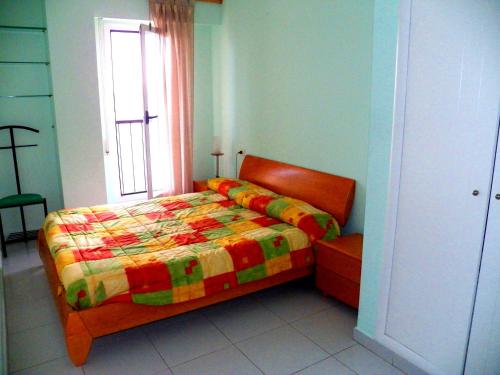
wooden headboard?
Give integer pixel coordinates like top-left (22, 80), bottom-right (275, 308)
top-left (239, 155), bottom-right (355, 227)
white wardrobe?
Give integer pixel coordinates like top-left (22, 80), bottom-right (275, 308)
top-left (375, 1), bottom-right (500, 374)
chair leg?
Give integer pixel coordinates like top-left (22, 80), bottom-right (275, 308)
top-left (20, 206), bottom-right (27, 241)
top-left (0, 212), bottom-right (6, 258)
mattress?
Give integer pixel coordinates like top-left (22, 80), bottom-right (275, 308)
top-left (43, 179), bottom-right (339, 310)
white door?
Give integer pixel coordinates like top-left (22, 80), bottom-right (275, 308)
top-left (385, 1), bottom-right (500, 374)
top-left (465, 132), bottom-right (500, 374)
top-left (97, 19), bottom-right (170, 203)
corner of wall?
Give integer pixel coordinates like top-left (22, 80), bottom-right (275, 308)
top-left (356, 0), bottom-right (400, 337)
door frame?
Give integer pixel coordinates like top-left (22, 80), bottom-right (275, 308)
top-left (364, 0), bottom-right (445, 373)
top-left (95, 17), bottom-right (149, 204)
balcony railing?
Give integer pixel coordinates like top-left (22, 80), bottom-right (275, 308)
top-left (115, 119), bottom-right (147, 196)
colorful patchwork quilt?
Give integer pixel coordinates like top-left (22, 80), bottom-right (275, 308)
top-left (43, 181), bottom-right (339, 310)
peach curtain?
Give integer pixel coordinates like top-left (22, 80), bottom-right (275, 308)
top-left (149, 0), bottom-right (194, 194)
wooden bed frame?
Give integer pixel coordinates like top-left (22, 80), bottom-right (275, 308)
top-left (37, 155), bottom-right (355, 366)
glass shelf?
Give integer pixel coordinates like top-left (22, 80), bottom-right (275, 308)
top-left (0, 94), bottom-right (53, 98)
top-left (0, 61), bottom-right (50, 65)
top-left (0, 25), bottom-right (46, 32)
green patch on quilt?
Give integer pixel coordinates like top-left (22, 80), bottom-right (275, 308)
top-left (268, 223), bottom-right (292, 232)
top-left (188, 242), bottom-right (220, 254)
top-left (313, 214), bottom-right (339, 240)
top-left (202, 227), bottom-right (234, 240)
top-left (132, 290), bottom-right (173, 305)
top-left (214, 214), bottom-right (242, 224)
top-left (86, 258), bottom-right (124, 275)
top-left (66, 279), bottom-right (91, 309)
top-left (226, 186), bottom-right (248, 199)
top-left (266, 199), bottom-right (289, 218)
top-left (236, 264), bottom-right (267, 284)
top-left (120, 245), bottom-right (150, 256)
top-left (167, 256), bottom-right (203, 287)
top-left (258, 234), bottom-right (290, 260)
top-left (94, 281), bottom-right (107, 304)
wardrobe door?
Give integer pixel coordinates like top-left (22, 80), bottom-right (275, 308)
top-left (385, 1), bottom-right (500, 374)
top-left (465, 138), bottom-right (500, 374)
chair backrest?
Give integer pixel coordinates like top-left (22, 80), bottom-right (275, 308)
top-left (0, 125), bottom-right (40, 195)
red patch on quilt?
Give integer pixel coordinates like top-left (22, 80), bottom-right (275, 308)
top-left (251, 216), bottom-right (281, 227)
top-left (161, 200), bottom-right (192, 211)
top-left (83, 214), bottom-right (99, 223)
top-left (185, 259), bottom-right (198, 275)
top-left (79, 247), bottom-right (115, 261)
top-left (188, 218), bottom-right (224, 231)
top-left (290, 247), bottom-right (315, 268)
top-left (93, 211), bottom-right (119, 222)
top-left (125, 261), bottom-right (172, 292)
top-left (225, 239), bottom-right (265, 271)
top-left (103, 233), bottom-right (140, 247)
top-left (145, 211), bottom-right (175, 221)
top-left (248, 195), bottom-right (274, 214)
top-left (203, 272), bottom-right (238, 295)
top-left (218, 180), bottom-right (242, 196)
top-left (102, 292), bottom-right (132, 305)
top-left (297, 216), bottom-right (326, 242)
top-left (59, 223), bottom-right (94, 233)
top-left (219, 200), bottom-right (237, 208)
top-left (171, 232), bottom-right (207, 246)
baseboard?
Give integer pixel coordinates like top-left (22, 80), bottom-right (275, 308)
top-left (353, 327), bottom-right (431, 375)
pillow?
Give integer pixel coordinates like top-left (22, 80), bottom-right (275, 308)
top-left (207, 178), bottom-right (340, 242)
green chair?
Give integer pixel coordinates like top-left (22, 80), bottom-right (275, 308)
top-left (0, 125), bottom-right (48, 257)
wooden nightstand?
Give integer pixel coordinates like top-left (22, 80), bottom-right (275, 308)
top-left (315, 233), bottom-right (363, 309)
top-left (193, 180), bottom-right (209, 192)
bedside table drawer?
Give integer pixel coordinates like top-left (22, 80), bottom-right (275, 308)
top-left (315, 233), bottom-right (363, 309)
top-left (316, 267), bottom-right (360, 308)
top-left (316, 247), bottom-right (361, 284)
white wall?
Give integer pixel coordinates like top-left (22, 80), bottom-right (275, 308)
top-left (45, 0), bottom-right (220, 208)
top-left (45, 0), bottom-right (149, 207)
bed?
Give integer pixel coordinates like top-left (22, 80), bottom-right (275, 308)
top-left (37, 155), bottom-right (355, 366)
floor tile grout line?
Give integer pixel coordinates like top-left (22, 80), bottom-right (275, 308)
top-left (142, 327), bottom-right (175, 374)
top-left (288, 354), bottom-right (334, 375)
top-left (332, 344), bottom-right (364, 375)
top-left (8, 353), bottom-right (69, 374)
top-left (204, 313), bottom-right (266, 375)
top-left (201, 306), bottom-right (289, 345)
top-left (6, 318), bottom-right (59, 336)
top-left (143, 319), bottom-right (234, 370)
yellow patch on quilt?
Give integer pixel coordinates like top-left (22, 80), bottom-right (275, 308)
top-left (94, 269), bottom-right (129, 302)
top-left (60, 262), bottom-right (85, 290)
top-left (280, 206), bottom-right (308, 226)
top-left (197, 248), bottom-right (234, 277)
top-left (213, 234), bottom-right (245, 248)
top-left (226, 220), bottom-right (261, 234)
top-left (241, 227), bottom-right (276, 240)
top-left (71, 234), bottom-right (107, 249)
top-left (172, 282), bottom-right (205, 303)
top-left (102, 217), bottom-right (141, 230)
top-left (128, 253), bottom-right (160, 266)
top-left (155, 235), bottom-right (182, 250)
top-left (281, 228), bottom-right (310, 251)
top-left (265, 254), bottom-right (292, 276)
top-left (55, 249), bottom-right (77, 276)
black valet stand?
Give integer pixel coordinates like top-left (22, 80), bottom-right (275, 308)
top-left (0, 125), bottom-right (48, 257)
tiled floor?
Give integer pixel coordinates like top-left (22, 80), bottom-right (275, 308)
top-left (3, 241), bottom-right (405, 375)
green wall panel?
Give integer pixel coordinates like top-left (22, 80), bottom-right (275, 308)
top-left (0, 64), bottom-right (51, 96)
top-left (0, 30), bottom-right (48, 62)
top-left (0, 0), bottom-right (63, 238)
top-left (0, 0), bottom-right (46, 27)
